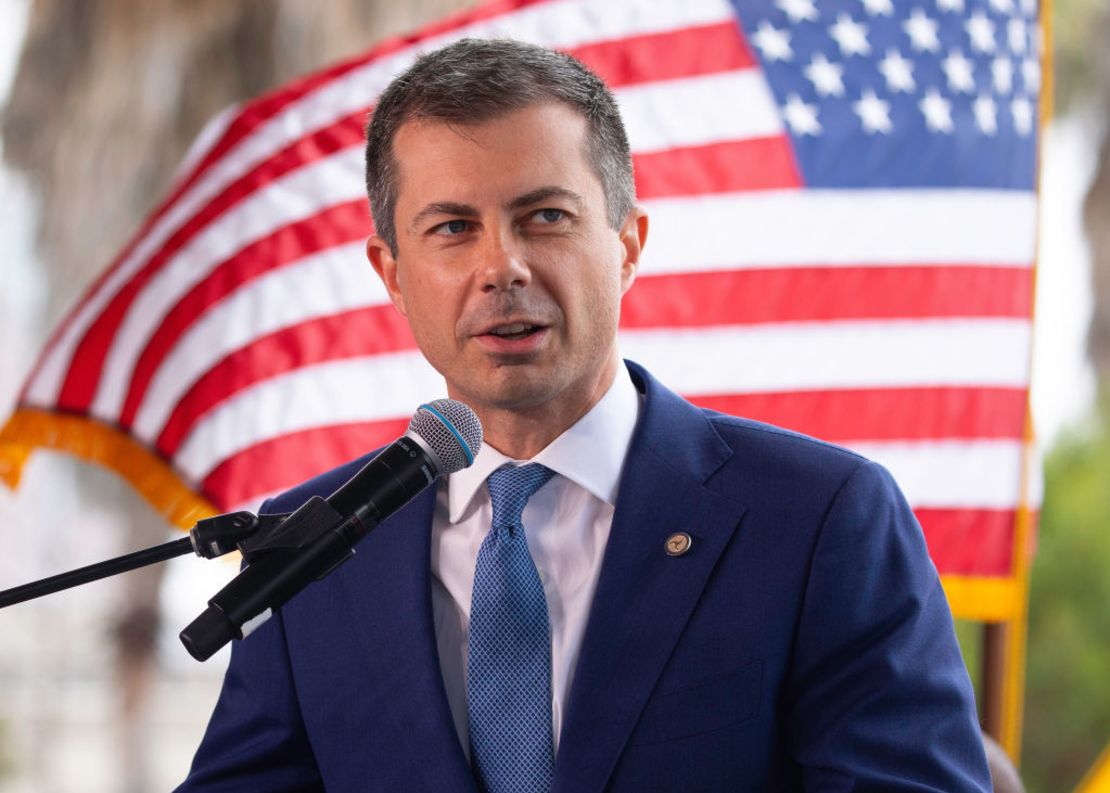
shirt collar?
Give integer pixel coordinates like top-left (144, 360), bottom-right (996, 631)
top-left (447, 364), bottom-right (640, 523)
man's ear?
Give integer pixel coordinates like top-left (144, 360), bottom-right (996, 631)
top-left (366, 235), bottom-right (407, 316)
top-left (618, 206), bottom-right (649, 296)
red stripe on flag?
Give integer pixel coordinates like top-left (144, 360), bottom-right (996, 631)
top-left (621, 266), bottom-right (1034, 327)
top-left (634, 136), bottom-right (800, 197)
top-left (917, 508), bottom-right (1016, 577)
top-left (572, 21), bottom-right (754, 87)
top-left (687, 387), bottom-right (1028, 442)
top-left (118, 200), bottom-right (372, 430)
top-left (156, 307), bottom-right (415, 456)
top-left (56, 112), bottom-right (367, 412)
top-left (200, 419), bottom-right (410, 509)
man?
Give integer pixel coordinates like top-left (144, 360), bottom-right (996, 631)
top-left (178, 39), bottom-right (991, 791)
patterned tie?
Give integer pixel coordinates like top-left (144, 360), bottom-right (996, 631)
top-left (467, 463), bottom-right (556, 793)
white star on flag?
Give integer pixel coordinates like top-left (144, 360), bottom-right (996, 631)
top-left (993, 57), bottom-right (1013, 93)
top-left (782, 93), bottom-right (822, 135)
top-left (805, 52), bottom-right (846, 97)
top-left (860, 0), bottom-right (893, 16)
top-left (776, 0), bottom-right (819, 24)
top-left (974, 94), bottom-right (998, 135)
top-left (966, 12), bottom-right (996, 53)
top-left (879, 49), bottom-right (916, 92)
top-left (1011, 95), bottom-right (1034, 135)
top-left (853, 89), bottom-right (893, 134)
top-left (1023, 57), bottom-right (1041, 93)
top-left (936, 0), bottom-right (965, 11)
top-left (753, 20), bottom-right (793, 62)
top-left (904, 9), bottom-right (940, 52)
top-left (943, 50), bottom-right (976, 94)
top-left (1008, 18), bottom-right (1027, 54)
top-left (830, 14), bottom-right (871, 56)
top-left (989, 0), bottom-right (1014, 12)
top-left (920, 87), bottom-right (954, 132)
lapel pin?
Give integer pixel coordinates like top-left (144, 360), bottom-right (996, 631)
top-left (665, 531), bottom-right (692, 557)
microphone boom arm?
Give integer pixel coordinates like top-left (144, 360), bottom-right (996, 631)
top-left (0, 510), bottom-right (284, 609)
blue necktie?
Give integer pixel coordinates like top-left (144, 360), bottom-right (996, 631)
top-left (467, 463), bottom-right (556, 793)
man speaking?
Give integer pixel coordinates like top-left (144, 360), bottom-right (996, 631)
top-left (178, 39), bottom-right (992, 791)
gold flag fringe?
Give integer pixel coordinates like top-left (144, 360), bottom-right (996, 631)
top-left (0, 408), bottom-right (216, 530)
top-left (940, 575), bottom-right (1023, 623)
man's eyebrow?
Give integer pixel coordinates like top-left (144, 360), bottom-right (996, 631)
top-left (508, 186), bottom-right (584, 211)
top-left (409, 201), bottom-right (478, 231)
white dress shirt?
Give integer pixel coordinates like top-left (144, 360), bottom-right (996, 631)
top-left (429, 366), bottom-right (640, 758)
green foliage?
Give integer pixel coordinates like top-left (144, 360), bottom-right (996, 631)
top-left (955, 619), bottom-right (983, 705)
top-left (1053, 0), bottom-right (1105, 113)
top-left (1022, 396), bottom-right (1110, 792)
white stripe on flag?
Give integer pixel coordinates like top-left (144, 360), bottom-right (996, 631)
top-left (619, 319), bottom-right (1031, 393)
top-left (132, 241), bottom-right (381, 443)
top-left (619, 70), bottom-right (781, 153)
top-left (175, 352), bottom-right (446, 482)
top-left (641, 189), bottom-right (1039, 274)
top-left (848, 440), bottom-right (1026, 509)
top-left (467, 0), bottom-right (736, 49)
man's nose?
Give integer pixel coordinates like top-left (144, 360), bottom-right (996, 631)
top-left (478, 230), bottom-right (530, 293)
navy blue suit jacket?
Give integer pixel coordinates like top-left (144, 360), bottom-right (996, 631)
top-left (178, 361), bottom-right (991, 791)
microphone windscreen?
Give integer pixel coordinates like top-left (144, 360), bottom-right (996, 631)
top-left (408, 399), bottom-right (483, 474)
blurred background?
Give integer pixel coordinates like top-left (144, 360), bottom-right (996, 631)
top-left (0, 0), bottom-right (1106, 791)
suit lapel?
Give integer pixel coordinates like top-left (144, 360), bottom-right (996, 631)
top-left (333, 488), bottom-right (478, 793)
top-left (553, 363), bottom-right (747, 793)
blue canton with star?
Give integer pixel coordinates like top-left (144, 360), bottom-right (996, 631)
top-left (730, 0), bottom-right (1039, 190)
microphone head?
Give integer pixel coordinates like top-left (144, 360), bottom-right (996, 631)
top-left (408, 399), bottom-right (483, 475)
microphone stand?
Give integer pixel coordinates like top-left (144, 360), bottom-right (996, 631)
top-left (0, 510), bottom-right (285, 609)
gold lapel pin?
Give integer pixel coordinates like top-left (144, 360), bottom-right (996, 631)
top-left (665, 531), bottom-right (692, 557)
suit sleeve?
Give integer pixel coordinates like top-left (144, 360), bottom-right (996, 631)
top-left (174, 500), bottom-right (324, 793)
top-left (786, 460), bottom-right (992, 792)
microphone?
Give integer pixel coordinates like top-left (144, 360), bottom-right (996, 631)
top-left (179, 399), bottom-right (482, 662)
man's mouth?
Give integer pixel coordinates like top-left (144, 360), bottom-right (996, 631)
top-left (485, 322), bottom-right (543, 340)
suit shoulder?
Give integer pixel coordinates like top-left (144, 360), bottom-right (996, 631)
top-left (703, 409), bottom-right (865, 464)
top-left (699, 408), bottom-right (873, 488)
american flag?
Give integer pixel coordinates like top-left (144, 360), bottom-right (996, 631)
top-left (0, 0), bottom-right (1042, 620)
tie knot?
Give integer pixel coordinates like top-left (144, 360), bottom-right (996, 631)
top-left (487, 463), bottom-right (554, 530)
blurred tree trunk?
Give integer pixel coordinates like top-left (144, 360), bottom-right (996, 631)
top-left (1, 2), bottom-right (472, 791)
top-left (1084, 6), bottom-right (1110, 387)
top-left (3, 0), bottom-right (473, 328)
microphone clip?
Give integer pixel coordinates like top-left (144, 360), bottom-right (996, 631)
top-left (236, 497), bottom-right (344, 560)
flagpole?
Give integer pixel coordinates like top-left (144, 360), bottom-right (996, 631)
top-left (981, 0), bottom-right (1056, 762)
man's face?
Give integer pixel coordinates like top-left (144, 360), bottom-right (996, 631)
top-left (367, 102), bottom-right (647, 431)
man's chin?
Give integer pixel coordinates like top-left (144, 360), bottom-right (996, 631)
top-left (451, 371), bottom-right (562, 413)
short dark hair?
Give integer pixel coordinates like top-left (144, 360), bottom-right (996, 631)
top-left (364, 38), bottom-right (636, 254)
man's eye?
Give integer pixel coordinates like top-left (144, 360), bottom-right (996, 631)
top-left (435, 219), bottom-right (470, 235)
top-left (533, 208), bottom-right (565, 224)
